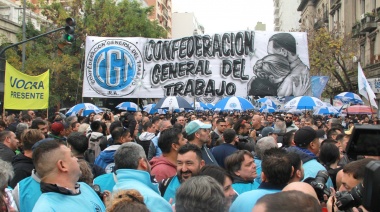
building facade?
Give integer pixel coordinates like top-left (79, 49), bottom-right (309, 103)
top-left (298, 0), bottom-right (380, 86)
top-left (0, 0), bottom-right (47, 43)
top-left (171, 12), bottom-right (204, 38)
top-left (274, 0), bottom-right (302, 31)
top-left (145, 0), bottom-right (172, 38)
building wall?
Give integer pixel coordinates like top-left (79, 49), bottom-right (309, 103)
top-left (0, 0), bottom-right (48, 43)
top-left (145, 0), bottom-right (172, 38)
top-left (172, 12), bottom-right (204, 38)
top-left (274, 0), bottom-right (302, 31)
top-left (298, 0), bottom-right (380, 91)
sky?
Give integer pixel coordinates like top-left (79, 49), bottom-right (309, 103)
top-left (172, 0), bottom-right (274, 34)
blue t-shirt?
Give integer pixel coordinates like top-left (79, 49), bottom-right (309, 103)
top-left (32, 182), bottom-right (105, 212)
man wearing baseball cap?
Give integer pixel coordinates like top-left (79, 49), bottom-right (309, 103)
top-left (185, 120), bottom-right (218, 166)
top-left (287, 126), bottom-right (333, 188)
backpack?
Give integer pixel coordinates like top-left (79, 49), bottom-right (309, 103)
top-left (159, 176), bottom-right (174, 196)
top-left (136, 137), bottom-right (154, 159)
top-left (84, 133), bottom-right (107, 164)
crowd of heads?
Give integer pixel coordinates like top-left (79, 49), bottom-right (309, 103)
top-left (0, 107), bottom-right (378, 211)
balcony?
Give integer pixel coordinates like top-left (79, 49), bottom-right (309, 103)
top-left (314, 19), bottom-right (325, 30)
top-left (162, 9), bottom-right (169, 20)
top-left (274, 14), bottom-right (279, 24)
top-left (351, 22), bottom-right (362, 38)
top-left (330, 0), bottom-right (341, 9)
top-left (274, 5), bottom-right (279, 14)
top-left (360, 15), bottom-right (377, 33)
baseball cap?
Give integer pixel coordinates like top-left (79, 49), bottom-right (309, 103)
top-left (261, 127), bottom-right (281, 137)
top-left (185, 120), bottom-right (211, 135)
top-left (51, 122), bottom-right (64, 135)
top-left (294, 126), bottom-right (317, 148)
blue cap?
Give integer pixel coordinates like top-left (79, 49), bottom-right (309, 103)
top-left (185, 120), bottom-right (212, 135)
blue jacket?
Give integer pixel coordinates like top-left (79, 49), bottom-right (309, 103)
top-left (232, 180), bottom-right (260, 195)
top-left (211, 143), bottom-right (238, 168)
top-left (163, 175), bottom-right (181, 202)
top-left (93, 173), bottom-right (115, 192)
top-left (254, 157), bottom-right (262, 184)
top-left (94, 145), bottom-right (120, 173)
top-left (151, 135), bottom-right (162, 157)
top-left (14, 171), bottom-right (41, 212)
top-left (287, 146), bottom-right (333, 188)
top-left (229, 188), bottom-right (280, 212)
top-left (32, 182), bottom-right (105, 212)
top-left (113, 169), bottom-right (172, 212)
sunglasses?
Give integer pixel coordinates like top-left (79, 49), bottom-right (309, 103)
top-left (285, 117), bottom-right (293, 119)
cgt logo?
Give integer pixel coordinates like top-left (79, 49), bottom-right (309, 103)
top-left (86, 39), bottom-right (143, 96)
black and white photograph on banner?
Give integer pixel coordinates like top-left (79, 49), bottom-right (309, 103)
top-left (247, 33), bottom-right (311, 97)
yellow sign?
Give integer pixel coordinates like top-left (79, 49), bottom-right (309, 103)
top-left (4, 61), bottom-right (49, 109)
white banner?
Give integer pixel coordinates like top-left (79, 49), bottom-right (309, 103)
top-left (83, 31), bottom-right (309, 102)
top-left (367, 78), bottom-right (380, 94)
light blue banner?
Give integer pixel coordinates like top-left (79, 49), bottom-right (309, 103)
top-left (311, 76), bottom-right (329, 98)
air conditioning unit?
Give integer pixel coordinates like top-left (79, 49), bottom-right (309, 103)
top-left (361, 13), bottom-right (365, 19)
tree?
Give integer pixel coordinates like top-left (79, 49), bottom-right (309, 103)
top-left (3, 0), bottom-right (167, 109)
top-left (307, 25), bottom-right (359, 98)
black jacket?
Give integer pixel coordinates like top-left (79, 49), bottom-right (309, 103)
top-left (9, 153), bottom-right (34, 188)
top-left (0, 142), bottom-right (15, 163)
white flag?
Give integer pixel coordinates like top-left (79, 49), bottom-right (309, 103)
top-left (358, 63), bottom-right (378, 109)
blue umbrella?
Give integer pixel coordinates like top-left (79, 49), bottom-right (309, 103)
top-left (154, 96), bottom-right (192, 110)
top-left (335, 92), bottom-right (363, 104)
top-left (257, 98), bottom-right (277, 108)
top-left (259, 105), bottom-right (275, 113)
top-left (66, 103), bottom-right (103, 117)
top-left (313, 106), bottom-right (339, 115)
top-left (191, 102), bottom-right (210, 111)
top-left (213, 96), bottom-right (255, 111)
top-left (284, 96), bottom-right (325, 110)
top-left (116, 102), bottom-right (139, 111)
top-left (143, 104), bottom-right (166, 114)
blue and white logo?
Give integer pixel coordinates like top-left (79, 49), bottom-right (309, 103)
top-left (86, 39), bottom-right (143, 96)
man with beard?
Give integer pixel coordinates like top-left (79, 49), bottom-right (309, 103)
top-left (113, 142), bottom-right (172, 212)
top-left (266, 114), bottom-right (274, 127)
top-left (160, 143), bottom-right (205, 203)
top-left (185, 120), bottom-right (218, 165)
top-left (233, 119), bottom-right (256, 152)
top-left (284, 113), bottom-right (298, 132)
top-left (210, 118), bottom-right (227, 148)
top-left (30, 119), bottom-right (48, 138)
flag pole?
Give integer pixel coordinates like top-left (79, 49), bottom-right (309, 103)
top-left (366, 91), bottom-right (374, 115)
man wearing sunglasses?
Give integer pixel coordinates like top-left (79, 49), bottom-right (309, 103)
top-left (284, 113), bottom-right (298, 132)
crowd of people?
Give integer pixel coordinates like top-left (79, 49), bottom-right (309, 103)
top-left (0, 108), bottom-right (378, 212)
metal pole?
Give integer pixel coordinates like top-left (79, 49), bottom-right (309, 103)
top-left (0, 27), bottom-right (65, 59)
top-left (21, 0), bottom-right (26, 71)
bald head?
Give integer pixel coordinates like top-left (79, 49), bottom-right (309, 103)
top-left (159, 120), bottom-right (172, 131)
top-left (252, 115), bottom-right (262, 129)
top-left (282, 182), bottom-right (319, 202)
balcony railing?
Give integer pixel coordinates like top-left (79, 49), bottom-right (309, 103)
top-left (351, 22), bottom-right (362, 38)
top-left (360, 15), bottom-right (377, 33)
